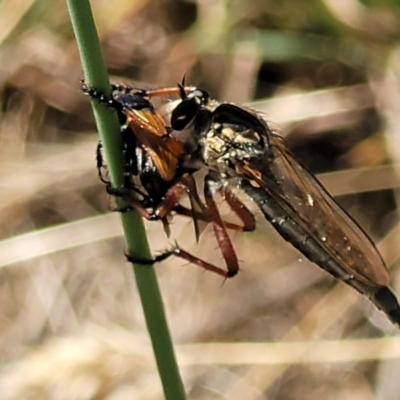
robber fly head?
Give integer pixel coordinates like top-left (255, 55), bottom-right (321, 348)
top-left (169, 86), bottom-right (214, 132)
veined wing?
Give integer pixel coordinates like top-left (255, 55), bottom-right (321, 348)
top-left (125, 109), bottom-right (185, 182)
top-left (240, 133), bottom-right (389, 288)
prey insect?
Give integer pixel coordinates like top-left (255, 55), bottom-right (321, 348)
top-left (160, 84), bottom-right (400, 325)
top-left (82, 81), bottom-right (255, 277)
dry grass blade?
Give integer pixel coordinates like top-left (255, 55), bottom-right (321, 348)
top-left (1, 1), bottom-right (400, 399)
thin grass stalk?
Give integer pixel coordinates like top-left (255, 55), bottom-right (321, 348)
top-left (65, 1), bottom-right (186, 398)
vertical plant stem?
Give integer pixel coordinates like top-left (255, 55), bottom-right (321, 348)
top-left (65, 1), bottom-right (186, 398)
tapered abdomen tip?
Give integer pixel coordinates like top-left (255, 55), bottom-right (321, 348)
top-left (374, 286), bottom-right (400, 326)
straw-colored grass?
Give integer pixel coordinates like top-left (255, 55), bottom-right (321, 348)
top-left (1, 1), bottom-right (400, 399)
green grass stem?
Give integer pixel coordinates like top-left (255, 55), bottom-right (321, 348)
top-left (65, 1), bottom-right (186, 398)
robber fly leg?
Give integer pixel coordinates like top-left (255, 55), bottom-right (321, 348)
top-left (131, 173), bottom-right (243, 278)
top-left (125, 249), bottom-right (175, 265)
top-left (117, 173), bottom-right (197, 220)
top-left (203, 173), bottom-right (241, 277)
top-left (126, 246), bottom-right (233, 278)
top-left (151, 173), bottom-right (194, 219)
top-left (218, 184), bottom-right (256, 232)
top-left (172, 247), bottom-right (236, 277)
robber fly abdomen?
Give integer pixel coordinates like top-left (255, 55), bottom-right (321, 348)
top-left (241, 179), bottom-right (400, 323)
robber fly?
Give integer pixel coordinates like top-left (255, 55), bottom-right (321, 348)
top-left (83, 79), bottom-right (400, 325)
top-left (158, 83), bottom-right (400, 326)
top-left (82, 81), bottom-right (256, 276)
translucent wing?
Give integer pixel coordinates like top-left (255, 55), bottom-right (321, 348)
top-left (240, 133), bottom-right (389, 288)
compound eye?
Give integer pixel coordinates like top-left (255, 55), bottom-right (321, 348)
top-left (171, 98), bottom-right (200, 130)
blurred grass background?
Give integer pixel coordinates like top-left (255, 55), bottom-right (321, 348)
top-left (1, 0), bottom-right (400, 399)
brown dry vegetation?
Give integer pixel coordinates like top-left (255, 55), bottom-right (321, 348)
top-left (1, 0), bottom-right (400, 399)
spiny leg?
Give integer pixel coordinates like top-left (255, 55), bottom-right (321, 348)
top-left (203, 173), bottom-right (240, 277)
top-left (126, 185), bottom-right (242, 278)
top-left (126, 246), bottom-right (231, 278)
top-left (217, 186), bottom-right (256, 232)
top-left (124, 174), bottom-right (242, 277)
